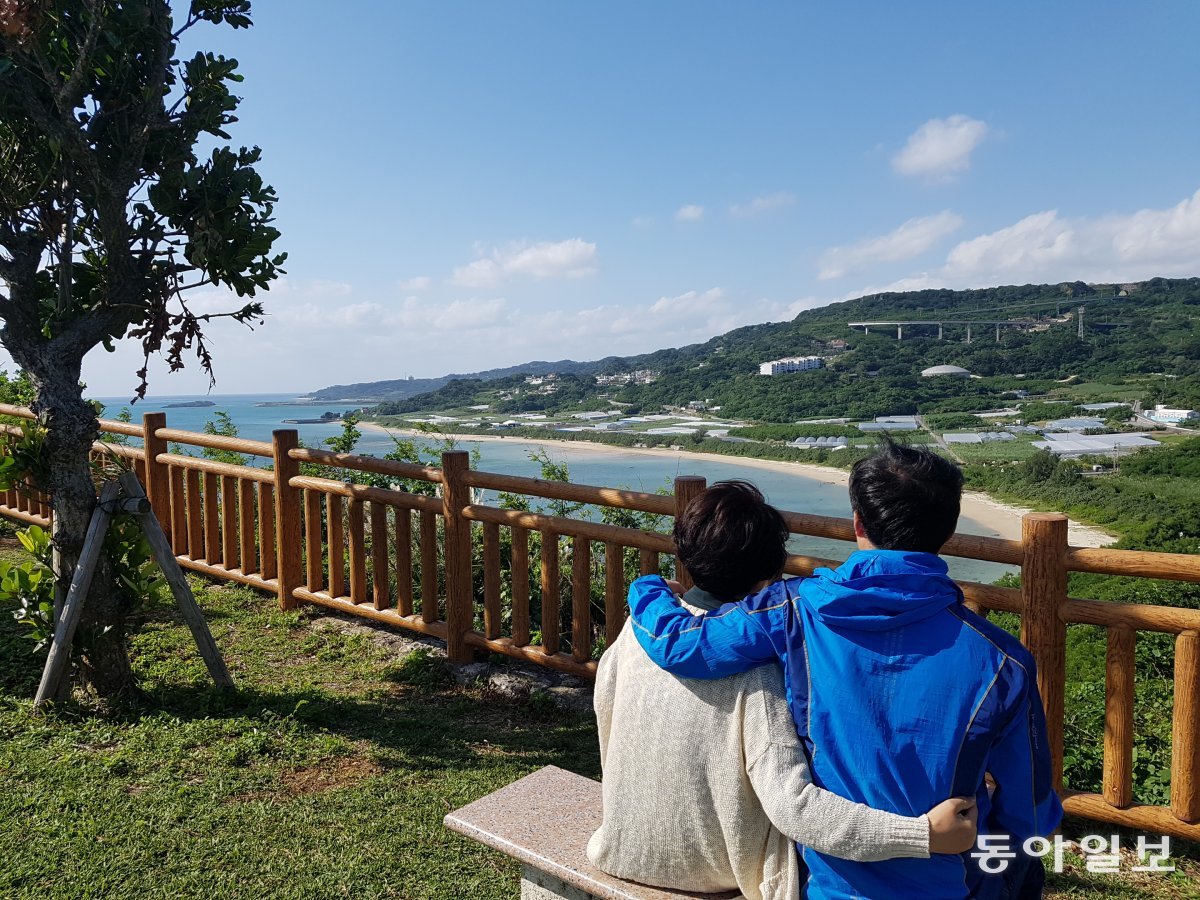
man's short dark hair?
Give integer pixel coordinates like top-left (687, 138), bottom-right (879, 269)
top-left (849, 436), bottom-right (964, 553)
top-left (674, 480), bottom-right (789, 601)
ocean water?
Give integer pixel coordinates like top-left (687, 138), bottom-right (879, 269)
top-left (96, 393), bottom-right (1014, 584)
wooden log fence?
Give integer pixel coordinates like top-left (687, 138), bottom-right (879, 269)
top-left (3, 404), bottom-right (1200, 839)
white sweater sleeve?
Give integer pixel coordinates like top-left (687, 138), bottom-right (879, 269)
top-left (744, 675), bottom-right (930, 862)
top-left (746, 742), bottom-right (929, 861)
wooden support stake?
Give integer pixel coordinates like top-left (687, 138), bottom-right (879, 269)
top-left (118, 472), bottom-right (234, 690)
top-left (1020, 512), bottom-right (1069, 793)
top-left (672, 476), bottom-right (706, 590)
top-left (441, 451), bottom-right (473, 662)
top-left (34, 482), bottom-right (121, 706)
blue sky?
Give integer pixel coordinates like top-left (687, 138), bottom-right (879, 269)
top-left (69, 1), bottom-right (1200, 395)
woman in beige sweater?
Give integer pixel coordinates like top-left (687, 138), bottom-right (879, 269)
top-left (587, 482), bottom-right (976, 899)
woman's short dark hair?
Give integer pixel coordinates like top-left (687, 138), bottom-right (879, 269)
top-left (849, 436), bottom-right (964, 553)
top-left (673, 480), bottom-right (789, 602)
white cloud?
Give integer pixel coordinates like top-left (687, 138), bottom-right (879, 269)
top-left (892, 115), bottom-right (988, 181)
top-left (675, 204), bottom-right (705, 222)
top-left (71, 272), bottom-right (841, 398)
top-left (632, 215), bottom-right (654, 228)
top-left (818, 211), bottom-right (964, 279)
top-left (392, 296), bottom-right (509, 331)
top-left (510, 288), bottom-right (816, 357)
top-left (450, 238), bottom-right (598, 288)
top-left (865, 187), bottom-right (1200, 292)
top-left (398, 275), bottom-right (432, 291)
top-left (730, 192), bottom-right (796, 218)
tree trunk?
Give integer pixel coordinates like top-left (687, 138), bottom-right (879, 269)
top-left (28, 355), bottom-right (136, 700)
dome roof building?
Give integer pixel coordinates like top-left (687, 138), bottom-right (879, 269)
top-left (921, 364), bottom-right (971, 378)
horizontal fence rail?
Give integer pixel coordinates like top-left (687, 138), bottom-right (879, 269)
top-left (2, 406), bottom-right (1200, 840)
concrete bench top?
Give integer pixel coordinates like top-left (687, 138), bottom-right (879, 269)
top-left (444, 765), bottom-right (741, 900)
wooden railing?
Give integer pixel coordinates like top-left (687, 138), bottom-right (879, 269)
top-left (2, 403), bottom-right (1200, 840)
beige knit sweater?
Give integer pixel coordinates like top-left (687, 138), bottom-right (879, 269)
top-left (587, 619), bottom-right (929, 900)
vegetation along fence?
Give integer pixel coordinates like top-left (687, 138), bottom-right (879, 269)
top-left (2, 404), bottom-right (1200, 842)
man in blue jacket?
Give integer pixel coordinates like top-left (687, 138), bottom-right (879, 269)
top-left (628, 438), bottom-right (1062, 899)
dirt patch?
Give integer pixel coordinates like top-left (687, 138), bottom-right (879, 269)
top-left (278, 755), bottom-right (384, 796)
top-left (225, 755), bottom-right (384, 805)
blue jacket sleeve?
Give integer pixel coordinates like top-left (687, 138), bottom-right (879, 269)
top-left (985, 657), bottom-right (1064, 840)
top-left (626, 575), bottom-right (785, 679)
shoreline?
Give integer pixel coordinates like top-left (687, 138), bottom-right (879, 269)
top-left (360, 421), bottom-right (1117, 549)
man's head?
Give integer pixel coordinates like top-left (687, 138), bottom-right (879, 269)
top-left (674, 480), bottom-right (789, 602)
top-left (849, 436), bottom-right (964, 554)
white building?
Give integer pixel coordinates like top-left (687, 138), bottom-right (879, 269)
top-left (1149, 404), bottom-right (1199, 424)
top-left (921, 365), bottom-right (971, 378)
top-left (759, 356), bottom-right (824, 376)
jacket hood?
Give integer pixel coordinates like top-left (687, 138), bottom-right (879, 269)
top-left (806, 549), bottom-right (960, 631)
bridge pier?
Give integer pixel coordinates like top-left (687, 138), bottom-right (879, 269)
top-left (938, 323), bottom-right (944, 340)
top-left (966, 325), bottom-right (972, 343)
top-left (897, 325), bottom-right (903, 340)
top-left (995, 323), bottom-right (1001, 342)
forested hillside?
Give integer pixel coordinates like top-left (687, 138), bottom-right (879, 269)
top-left (356, 277), bottom-right (1200, 421)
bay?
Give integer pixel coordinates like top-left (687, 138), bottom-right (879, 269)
top-left (97, 392), bottom-right (1015, 583)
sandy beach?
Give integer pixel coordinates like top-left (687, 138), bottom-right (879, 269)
top-left (361, 422), bottom-right (1117, 549)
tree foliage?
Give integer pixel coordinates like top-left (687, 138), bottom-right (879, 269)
top-left (0, 0), bottom-right (285, 398)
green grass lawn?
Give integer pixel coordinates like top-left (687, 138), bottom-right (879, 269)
top-left (0, 538), bottom-right (1197, 898)
top-left (0, 572), bottom-right (599, 899)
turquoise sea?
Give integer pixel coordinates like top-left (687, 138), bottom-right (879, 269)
top-left (96, 393), bottom-right (1014, 584)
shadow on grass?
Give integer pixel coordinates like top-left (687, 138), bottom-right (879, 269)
top-left (0, 610), bottom-right (45, 697)
top-left (106, 648), bottom-right (599, 778)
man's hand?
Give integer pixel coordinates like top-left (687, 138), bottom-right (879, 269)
top-left (663, 579), bottom-right (685, 596)
top-left (926, 797), bottom-right (978, 854)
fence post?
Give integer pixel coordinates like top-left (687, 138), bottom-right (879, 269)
top-left (673, 476), bottom-right (706, 591)
top-left (1020, 512), bottom-right (1068, 793)
top-left (272, 430), bottom-right (302, 611)
top-left (1171, 630), bottom-right (1200, 822)
top-left (141, 411), bottom-right (171, 542)
top-left (441, 450), bottom-right (473, 662)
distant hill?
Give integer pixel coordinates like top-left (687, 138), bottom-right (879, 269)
top-left (314, 278), bottom-right (1200, 421)
top-left (310, 359), bottom-right (610, 401)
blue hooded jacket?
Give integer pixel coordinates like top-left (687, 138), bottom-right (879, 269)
top-left (628, 551), bottom-right (1062, 900)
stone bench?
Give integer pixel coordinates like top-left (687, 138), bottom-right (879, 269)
top-left (445, 765), bottom-right (741, 900)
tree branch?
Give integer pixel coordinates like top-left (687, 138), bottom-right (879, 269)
top-left (55, 0), bottom-right (104, 113)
